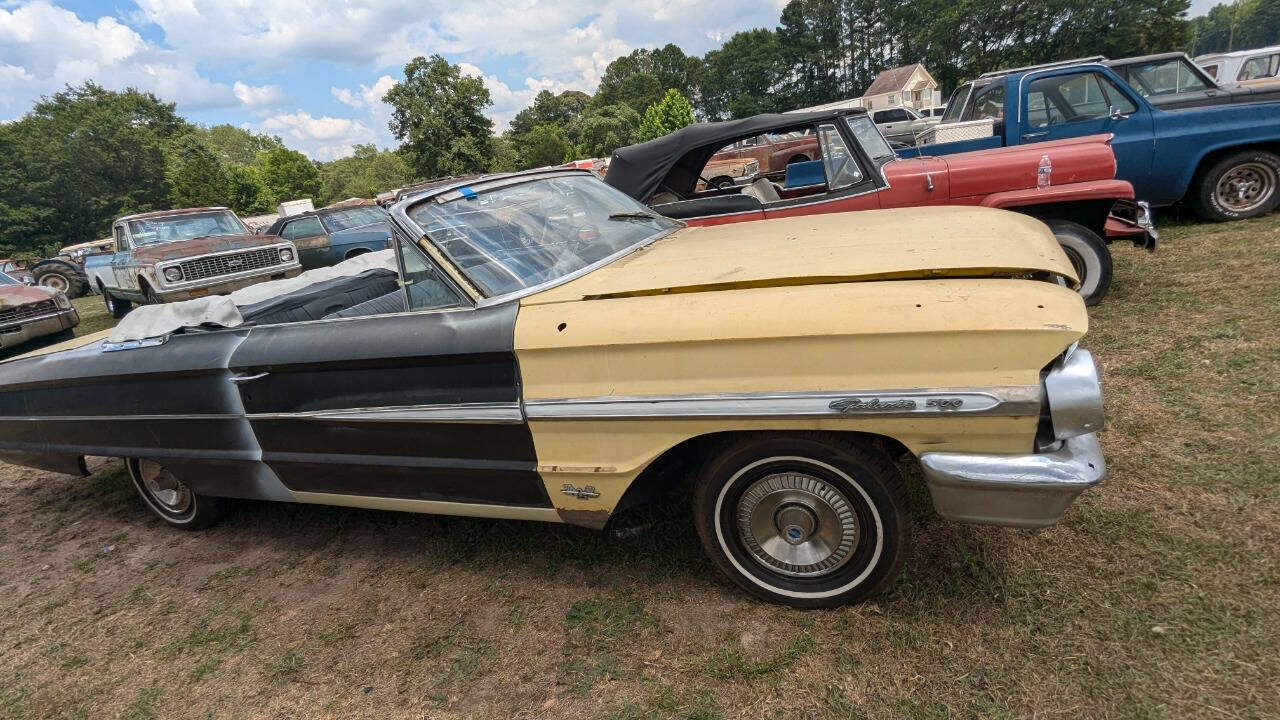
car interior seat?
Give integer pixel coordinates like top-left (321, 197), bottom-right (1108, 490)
top-left (741, 177), bottom-right (781, 203)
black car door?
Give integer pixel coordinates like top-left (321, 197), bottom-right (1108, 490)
top-left (225, 241), bottom-right (548, 509)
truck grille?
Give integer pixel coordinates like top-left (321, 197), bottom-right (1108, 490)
top-left (0, 299), bottom-right (57, 328)
top-left (178, 248), bottom-right (285, 282)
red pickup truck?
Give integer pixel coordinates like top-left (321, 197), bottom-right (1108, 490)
top-left (604, 108), bottom-right (1156, 305)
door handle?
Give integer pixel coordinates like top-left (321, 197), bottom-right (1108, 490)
top-left (1022, 131), bottom-right (1048, 139)
top-left (230, 371), bottom-right (269, 384)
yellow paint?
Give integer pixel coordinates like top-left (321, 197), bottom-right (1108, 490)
top-left (293, 491), bottom-right (564, 522)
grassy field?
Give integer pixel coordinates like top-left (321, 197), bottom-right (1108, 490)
top-left (1, 215), bottom-right (1277, 719)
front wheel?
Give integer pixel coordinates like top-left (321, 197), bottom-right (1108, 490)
top-left (126, 459), bottom-right (229, 530)
top-left (1047, 220), bottom-right (1112, 307)
top-left (693, 434), bottom-right (910, 608)
top-left (103, 288), bottom-right (131, 318)
top-left (1191, 149), bottom-right (1280, 221)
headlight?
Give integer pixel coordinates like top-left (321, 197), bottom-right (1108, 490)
top-left (163, 266), bottom-right (183, 283)
top-left (53, 292), bottom-right (72, 309)
top-left (279, 247), bottom-right (295, 262)
top-left (1044, 348), bottom-right (1105, 440)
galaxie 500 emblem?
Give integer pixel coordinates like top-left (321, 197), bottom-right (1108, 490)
top-left (828, 397), bottom-right (965, 413)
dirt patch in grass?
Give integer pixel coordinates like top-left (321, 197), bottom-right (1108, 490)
top-left (1, 216), bottom-right (1278, 718)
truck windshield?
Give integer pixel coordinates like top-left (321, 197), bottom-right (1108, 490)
top-left (406, 174), bottom-right (679, 297)
top-left (127, 211), bottom-right (248, 246)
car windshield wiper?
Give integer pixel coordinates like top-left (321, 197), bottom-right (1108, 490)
top-left (608, 212), bottom-right (661, 223)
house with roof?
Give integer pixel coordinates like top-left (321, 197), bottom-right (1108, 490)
top-left (860, 63), bottom-right (940, 112)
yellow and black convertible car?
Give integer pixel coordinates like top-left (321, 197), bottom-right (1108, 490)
top-left (0, 169), bottom-right (1105, 607)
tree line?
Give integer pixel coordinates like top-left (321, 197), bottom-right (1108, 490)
top-left (1, 0), bottom-right (1203, 257)
top-left (1189, 0), bottom-right (1280, 55)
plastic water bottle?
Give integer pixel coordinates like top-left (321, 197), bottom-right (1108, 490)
top-left (1037, 154), bottom-right (1052, 188)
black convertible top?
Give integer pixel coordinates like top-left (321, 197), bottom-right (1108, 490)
top-left (604, 108), bottom-right (865, 202)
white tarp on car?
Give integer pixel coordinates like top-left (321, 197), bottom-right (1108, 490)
top-left (106, 249), bottom-right (398, 343)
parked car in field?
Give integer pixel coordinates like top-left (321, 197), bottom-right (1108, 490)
top-left (709, 129), bottom-right (820, 174)
top-left (920, 106), bottom-right (947, 118)
top-left (605, 109), bottom-right (1156, 304)
top-left (1105, 52), bottom-right (1280, 108)
top-left (0, 169), bottom-right (1107, 608)
top-left (84, 207), bottom-right (302, 318)
top-left (870, 105), bottom-right (940, 142)
top-left (0, 260), bottom-right (33, 285)
top-left (0, 271), bottom-right (78, 351)
top-left (1197, 46), bottom-right (1280, 88)
top-left (262, 205), bottom-right (391, 271)
top-left (906, 58), bottom-right (1280, 221)
top-left (697, 156), bottom-right (760, 190)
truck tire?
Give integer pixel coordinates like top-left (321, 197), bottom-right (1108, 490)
top-left (32, 261), bottom-right (86, 297)
top-left (1191, 149), bottom-right (1280, 221)
top-left (692, 432), bottom-right (910, 608)
top-left (102, 284), bottom-right (131, 319)
top-left (1046, 220), bottom-right (1112, 307)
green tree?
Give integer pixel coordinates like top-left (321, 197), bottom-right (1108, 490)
top-left (509, 90), bottom-right (592, 144)
top-left (384, 54), bottom-right (494, 178)
top-left (577, 104), bottom-right (642, 157)
top-left (519, 124), bottom-right (575, 168)
top-left (489, 135), bottom-right (522, 172)
top-left (255, 147), bottom-right (322, 205)
top-left (777, 0), bottom-right (848, 108)
top-left (593, 45), bottom-right (702, 114)
top-left (316, 144), bottom-right (414, 205)
top-left (637, 89), bottom-right (696, 142)
top-left (165, 134), bottom-right (231, 209)
top-left (198, 124), bottom-right (285, 166)
top-left (0, 82), bottom-right (192, 255)
top-left (226, 165), bottom-right (272, 214)
top-left (699, 29), bottom-right (790, 119)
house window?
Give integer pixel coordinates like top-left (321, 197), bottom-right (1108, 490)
top-left (888, 94), bottom-right (896, 104)
top-left (924, 88), bottom-right (932, 101)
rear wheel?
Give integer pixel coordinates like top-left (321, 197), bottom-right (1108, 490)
top-left (102, 284), bottom-right (132, 319)
top-left (126, 458), bottom-right (228, 530)
top-left (1191, 149), bottom-right (1280, 221)
top-left (1046, 220), bottom-right (1112, 306)
top-left (33, 262), bottom-right (85, 298)
top-left (692, 433), bottom-right (910, 608)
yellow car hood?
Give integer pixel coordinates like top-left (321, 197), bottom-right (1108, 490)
top-left (523, 206), bottom-right (1076, 305)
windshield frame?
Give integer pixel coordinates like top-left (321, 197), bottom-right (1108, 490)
top-left (126, 209), bottom-right (249, 247)
top-left (388, 169), bottom-right (683, 307)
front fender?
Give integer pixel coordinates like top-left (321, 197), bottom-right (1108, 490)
top-left (978, 179), bottom-right (1135, 209)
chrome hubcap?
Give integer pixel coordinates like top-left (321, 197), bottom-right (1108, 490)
top-left (138, 460), bottom-right (192, 514)
top-left (40, 274), bottom-right (68, 291)
top-left (735, 472), bottom-right (859, 577)
top-left (1216, 162), bottom-right (1275, 212)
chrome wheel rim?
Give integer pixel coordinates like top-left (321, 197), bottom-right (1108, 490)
top-left (138, 460), bottom-right (193, 514)
top-left (735, 472), bottom-right (859, 577)
top-left (1215, 162), bottom-right (1275, 212)
top-left (39, 274), bottom-right (68, 291)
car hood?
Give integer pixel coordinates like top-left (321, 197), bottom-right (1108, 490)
top-left (522, 206), bottom-right (1075, 305)
top-left (0, 284), bottom-right (55, 307)
top-left (130, 234), bottom-right (283, 263)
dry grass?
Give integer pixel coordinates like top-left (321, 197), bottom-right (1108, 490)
top-left (1, 215), bottom-right (1278, 719)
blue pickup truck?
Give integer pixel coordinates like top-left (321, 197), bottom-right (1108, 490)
top-left (905, 59), bottom-right (1280, 221)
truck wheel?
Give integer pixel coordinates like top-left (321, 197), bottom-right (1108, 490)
top-left (33, 262), bottom-right (85, 297)
top-left (126, 459), bottom-right (229, 530)
top-left (692, 433), bottom-right (910, 608)
top-left (102, 285), bottom-right (131, 319)
top-left (1192, 149), bottom-right (1280, 221)
top-left (1047, 220), bottom-right (1112, 306)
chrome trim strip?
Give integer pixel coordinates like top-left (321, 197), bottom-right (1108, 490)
top-left (247, 402), bottom-right (525, 424)
top-left (292, 491), bottom-right (564, 522)
top-left (525, 387), bottom-right (1040, 420)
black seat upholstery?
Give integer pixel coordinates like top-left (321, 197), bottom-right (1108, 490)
top-left (323, 290), bottom-right (407, 319)
top-left (238, 268), bottom-right (400, 325)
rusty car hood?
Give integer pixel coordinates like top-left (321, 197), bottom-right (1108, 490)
top-left (129, 234), bottom-right (282, 263)
top-left (0, 284), bottom-right (56, 307)
top-left (522, 205), bottom-right (1076, 304)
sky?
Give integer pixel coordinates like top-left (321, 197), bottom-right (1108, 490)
top-left (1, 0), bottom-right (1217, 161)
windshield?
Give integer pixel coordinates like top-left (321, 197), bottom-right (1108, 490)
top-left (127, 210), bottom-right (248, 246)
top-left (0, 272), bottom-right (16, 286)
top-left (844, 115), bottom-right (895, 160)
top-left (320, 206), bottom-right (387, 233)
top-left (941, 83), bottom-right (974, 123)
top-left (406, 174), bottom-right (679, 297)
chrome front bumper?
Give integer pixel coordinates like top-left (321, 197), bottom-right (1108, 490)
top-left (920, 432), bottom-right (1105, 529)
top-left (0, 308), bottom-right (80, 349)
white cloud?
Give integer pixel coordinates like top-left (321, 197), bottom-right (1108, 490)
top-left (233, 81), bottom-right (287, 109)
top-left (0, 1), bottom-right (239, 116)
top-left (261, 110), bottom-right (377, 160)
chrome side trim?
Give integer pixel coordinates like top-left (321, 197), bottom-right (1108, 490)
top-left (920, 432), bottom-right (1105, 528)
top-left (292, 491), bottom-right (564, 522)
top-left (525, 387), bottom-right (1040, 421)
top-left (247, 401), bottom-right (525, 424)
top-left (102, 336), bottom-right (170, 353)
